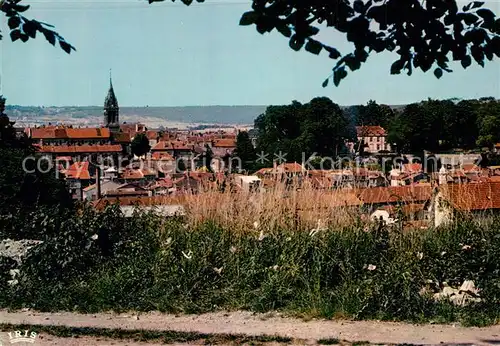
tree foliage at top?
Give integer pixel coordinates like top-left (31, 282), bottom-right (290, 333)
top-left (3, 0), bottom-right (499, 85)
top-left (159, 0), bottom-right (500, 86)
top-left (355, 100), bottom-right (395, 128)
top-left (1, 0), bottom-right (75, 53)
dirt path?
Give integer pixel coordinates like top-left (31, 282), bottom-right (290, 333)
top-left (1, 310), bottom-right (500, 345)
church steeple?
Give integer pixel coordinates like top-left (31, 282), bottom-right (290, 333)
top-left (104, 70), bottom-right (119, 129)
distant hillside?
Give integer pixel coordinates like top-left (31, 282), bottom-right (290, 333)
top-left (6, 105), bottom-right (268, 125)
top-left (6, 104), bottom-right (408, 127)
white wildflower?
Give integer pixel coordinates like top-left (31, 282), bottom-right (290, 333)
top-left (182, 250), bottom-right (193, 259)
top-left (213, 267), bottom-right (223, 275)
top-left (269, 265), bottom-right (279, 271)
top-left (462, 245), bottom-right (472, 250)
top-left (309, 228), bottom-right (320, 237)
top-left (253, 221), bottom-right (260, 230)
top-left (90, 234), bottom-right (98, 240)
top-left (286, 237), bottom-right (292, 242)
top-left (441, 251), bottom-right (447, 256)
top-left (230, 246), bottom-right (237, 253)
top-left (258, 230), bottom-right (266, 241)
top-left (165, 237), bottom-right (172, 245)
top-left (367, 264), bottom-right (376, 271)
top-left (417, 252), bottom-right (424, 260)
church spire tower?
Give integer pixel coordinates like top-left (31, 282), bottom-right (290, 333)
top-left (104, 69), bottom-right (119, 131)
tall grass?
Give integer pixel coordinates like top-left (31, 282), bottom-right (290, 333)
top-left (2, 205), bottom-right (500, 326)
top-left (183, 180), bottom-right (362, 232)
top-left (2, 181), bottom-right (500, 326)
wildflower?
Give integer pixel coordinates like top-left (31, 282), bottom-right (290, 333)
top-left (309, 228), bottom-right (320, 237)
top-left (230, 246), bottom-right (237, 254)
top-left (285, 237), bottom-right (292, 242)
top-left (309, 219), bottom-right (326, 237)
top-left (367, 264), bottom-right (376, 271)
top-left (440, 251), bottom-right (447, 256)
top-left (258, 230), bottom-right (266, 241)
top-left (165, 237), bottom-right (172, 245)
top-left (182, 250), bottom-right (193, 259)
top-left (253, 221), bottom-right (260, 230)
top-left (213, 267), bottom-right (223, 275)
top-left (417, 252), bottom-right (424, 260)
top-left (269, 265), bottom-right (279, 271)
top-left (363, 226), bottom-right (370, 233)
top-left (462, 245), bottom-right (472, 250)
top-left (90, 234), bottom-right (98, 240)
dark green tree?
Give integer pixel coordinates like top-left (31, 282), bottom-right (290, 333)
top-left (255, 97), bottom-right (353, 164)
top-left (234, 131), bottom-right (256, 172)
top-left (131, 133), bottom-right (151, 158)
top-left (1, 0), bottom-right (75, 53)
top-left (476, 98), bottom-right (500, 148)
top-left (202, 144), bottom-right (214, 172)
top-left (443, 99), bottom-right (479, 149)
top-left (0, 96), bottom-right (72, 222)
top-left (177, 158), bottom-right (187, 172)
top-left (356, 100), bottom-right (395, 128)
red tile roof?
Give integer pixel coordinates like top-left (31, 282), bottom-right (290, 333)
top-left (213, 138), bottom-right (236, 148)
top-left (93, 195), bottom-right (187, 210)
top-left (65, 128), bottom-right (110, 139)
top-left (152, 141), bottom-right (172, 151)
top-left (254, 168), bottom-right (274, 176)
top-left (146, 130), bottom-right (158, 140)
top-left (277, 162), bottom-right (305, 173)
top-left (63, 162), bottom-right (90, 180)
top-left (403, 163), bottom-right (423, 173)
top-left (150, 178), bottom-right (174, 189)
top-left (151, 152), bottom-right (174, 161)
top-left (31, 127), bottom-right (110, 139)
top-left (462, 164), bottom-right (481, 172)
top-left (441, 182), bottom-right (500, 211)
top-left (113, 132), bottom-right (131, 143)
top-left (122, 169), bottom-right (145, 180)
top-left (356, 126), bottom-right (386, 137)
top-left (37, 144), bottom-right (122, 153)
top-left (357, 185), bottom-right (432, 204)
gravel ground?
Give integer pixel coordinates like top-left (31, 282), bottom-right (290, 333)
top-left (1, 310), bottom-right (500, 345)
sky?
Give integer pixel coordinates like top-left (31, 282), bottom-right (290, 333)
top-left (1, 0), bottom-right (500, 107)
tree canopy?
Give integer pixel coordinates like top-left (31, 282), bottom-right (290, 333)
top-left (254, 97), bottom-right (353, 163)
top-left (131, 133), bottom-right (151, 158)
top-left (234, 131), bottom-right (257, 172)
top-left (2, 0), bottom-right (499, 86)
top-left (0, 96), bottom-right (72, 218)
top-left (387, 97), bottom-right (500, 153)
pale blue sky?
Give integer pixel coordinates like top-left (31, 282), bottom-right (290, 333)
top-left (1, 0), bottom-right (499, 107)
